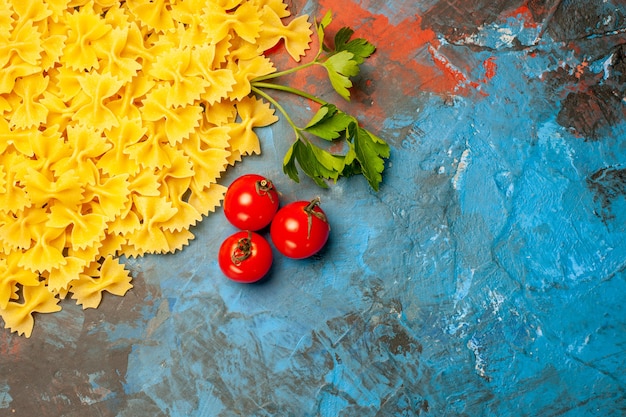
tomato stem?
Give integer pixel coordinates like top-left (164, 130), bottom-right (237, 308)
top-left (255, 179), bottom-right (275, 204)
top-left (232, 231), bottom-right (253, 265)
top-left (303, 197), bottom-right (328, 239)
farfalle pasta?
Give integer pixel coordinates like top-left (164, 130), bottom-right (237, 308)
top-left (0, 0), bottom-right (312, 337)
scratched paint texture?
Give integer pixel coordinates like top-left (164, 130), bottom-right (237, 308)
top-left (2, 0), bottom-right (626, 416)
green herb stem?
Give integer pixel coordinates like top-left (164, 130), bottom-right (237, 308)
top-left (252, 61), bottom-right (317, 82)
top-left (251, 81), bottom-right (327, 106)
top-left (251, 85), bottom-right (303, 138)
top-left (248, 12), bottom-right (388, 191)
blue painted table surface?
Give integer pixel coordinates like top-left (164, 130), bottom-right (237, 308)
top-left (2, 0), bottom-right (626, 416)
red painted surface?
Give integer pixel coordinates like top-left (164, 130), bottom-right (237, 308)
top-left (483, 57), bottom-right (497, 81)
top-left (319, 0), bottom-right (472, 96)
top-left (505, 5), bottom-right (539, 28)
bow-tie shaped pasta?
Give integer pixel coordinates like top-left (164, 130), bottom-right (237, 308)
top-left (0, 0), bottom-right (313, 337)
top-left (0, 281), bottom-right (61, 338)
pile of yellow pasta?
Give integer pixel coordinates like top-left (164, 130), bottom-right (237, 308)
top-left (0, 0), bottom-right (312, 337)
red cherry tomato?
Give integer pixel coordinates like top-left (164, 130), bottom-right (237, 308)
top-left (270, 198), bottom-right (330, 259)
top-left (223, 174), bottom-right (279, 231)
top-left (218, 231), bottom-right (273, 283)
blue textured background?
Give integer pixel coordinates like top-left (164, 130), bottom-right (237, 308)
top-left (2, 0), bottom-right (626, 416)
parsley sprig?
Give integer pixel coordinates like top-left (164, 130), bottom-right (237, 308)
top-left (251, 11), bottom-right (390, 191)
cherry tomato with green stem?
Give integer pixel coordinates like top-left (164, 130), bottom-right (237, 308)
top-left (218, 231), bottom-right (273, 283)
top-left (223, 174), bottom-right (279, 231)
top-left (270, 197), bottom-right (330, 259)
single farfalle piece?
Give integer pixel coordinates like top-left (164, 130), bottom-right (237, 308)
top-left (21, 167), bottom-right (84, 208)
top-left (47, 202), bottom-right (108, 251)
top-left (121, 226), bottom-right (195, 256)
top-left (150, 47), bottom-right (210, 107)
top-left (158, 176), bottom-right (202, 232)
top-left (62, 4), bottom-right (113, 71)
top-left (0, 282), bottom-right (62, 338)
top-left (227, 95), bottom-right (278, 163)
top-left (0, 206), bottom-right (48, 251)
top-left (202, 1), bottom-right (263, 44)
top-left (69, 255), bottom-right (133, 309)
top-left (9, 73), bottom-right (50, 129)
top-left (201, 68), bottom-right (237, 105)
top-left (145, 147), bottom-right (197, 235)
top-left (123, 195), bottom-right (179, 254)
top-left (18, 0), bottom-right (66, 69)
top-left (257, 6), bottom-right (312, 61)
top-left (72, 71), bottom-right (124, 131)
top-left (94, 26), bottom-right (143, 83)
top-left (141, 86), bottom-right (203, 145)
top-left (17, 216), bottom-right (67, 273)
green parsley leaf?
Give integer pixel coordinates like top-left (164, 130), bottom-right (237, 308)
top-left (292, 140), bottom-right (329, 188)
top-left (333, 27), bottom-right (354, 52)
top-left (304, 104), bottom-right (353, 140)
top-left (309, 142), bottom-right (346, 178)
top-left (351, 126), bottom-right (390, 191)
top-left (283, 141), bottom-right (301, 183)
top-left (344, 141), bottom-right (357, 168)
top-left (283, 140), bottom-right (349, 188)
top-left (334, 27), bottom-right (376, 65)
top-left (317, 11), bottom-right (333, 51)
top-left (251, 10), bottom-right (390, 191)
top-left (323, 50), bottom-right (359, 100)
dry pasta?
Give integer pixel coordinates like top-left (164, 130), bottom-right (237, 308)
top-left (0, 0), bottom-right (312, 337)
